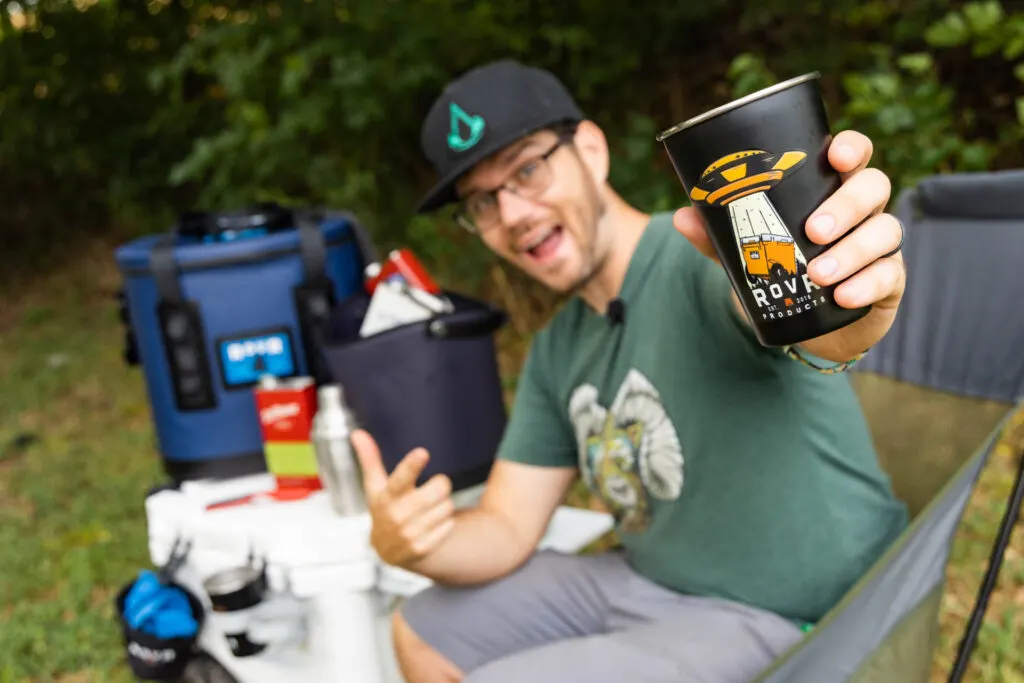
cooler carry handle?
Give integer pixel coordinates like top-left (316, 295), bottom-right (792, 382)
top-left (170, 203), bottom-right (382, 276)
top-left (292, 211), bottom-right (343, 384)
top-left (135, 206), bottom-right (380, 392)
top-left (149, 234), bottom-right (219, 412)
top-left (292, 208), bottom-right (384, 383)
top-left (427, 303), bottom-right (507, 340)
top-left (314, 207), bottom-right (380, 277)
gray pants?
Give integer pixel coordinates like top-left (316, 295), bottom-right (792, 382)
top-left (399, 550), bottom-right (804, 683)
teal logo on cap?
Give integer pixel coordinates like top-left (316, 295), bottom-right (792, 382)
top-left (447, 102), bottom-right (485, 152)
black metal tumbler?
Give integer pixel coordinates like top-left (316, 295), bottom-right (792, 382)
top-left (203, 563), bottom-right (269, 658)
top-left (657, 72), bottom-right (871, 347)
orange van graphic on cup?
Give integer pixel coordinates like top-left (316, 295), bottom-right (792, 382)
top-left (689, 150), bottom-right (809, 297)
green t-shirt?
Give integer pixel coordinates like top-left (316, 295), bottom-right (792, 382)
top-left (497, 211), bottom-right (909, 624)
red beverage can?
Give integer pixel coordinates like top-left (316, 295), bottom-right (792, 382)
top-left (253, 376), bottom-right (318, 442)
top-left (253, 376), bottom-right (322, 490)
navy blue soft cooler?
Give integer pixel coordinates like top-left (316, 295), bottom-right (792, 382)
top-left (321, 293), bottom-right (508, 491)
top-left (115, 209), bottom-right (372, 482)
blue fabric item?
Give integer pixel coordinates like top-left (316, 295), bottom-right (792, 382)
top-left (123, 571), bottom-right (162, 623)
top-left (123, 570), bottom-right (200, 639)
top-left (151, 607), bottom-right (200, 640)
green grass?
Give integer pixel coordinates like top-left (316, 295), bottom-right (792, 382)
top-left (1, 237), bottom-right (1022, 682)
top-left (0, 240), bottom-right (162, 683)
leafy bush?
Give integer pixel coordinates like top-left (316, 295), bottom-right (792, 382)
top-left (0, 0), bottom-right (1021, 279)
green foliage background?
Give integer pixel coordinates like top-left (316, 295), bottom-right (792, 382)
top-left (2, 0), bottom-right (1022, 288)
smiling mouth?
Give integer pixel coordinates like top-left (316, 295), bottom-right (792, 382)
top-left (522, 225), bottom-right (564, 260)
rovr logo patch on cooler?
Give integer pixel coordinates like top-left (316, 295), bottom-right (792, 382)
top-left (216, 328), bottom-right (298, 388)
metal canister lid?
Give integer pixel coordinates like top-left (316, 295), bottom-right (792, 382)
top-left (203, 565), bottom-right (263, 597)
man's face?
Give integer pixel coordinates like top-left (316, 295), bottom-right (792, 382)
top-left (453, 125), bottom-right (608, 294)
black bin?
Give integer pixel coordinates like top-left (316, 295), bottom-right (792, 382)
top-left (320, 292), bottom-right (508, 491)
top-left (114, 579), bottom-right (206, 681)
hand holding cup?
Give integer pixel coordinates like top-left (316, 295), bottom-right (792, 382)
top-left (659, 73), bottom-right (905, 359)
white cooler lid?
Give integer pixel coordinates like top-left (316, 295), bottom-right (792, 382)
top-left (147, 479), bottom-right (375, 570)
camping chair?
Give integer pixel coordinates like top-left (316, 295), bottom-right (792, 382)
top-left (751, 168), bottom-right (1024, 683)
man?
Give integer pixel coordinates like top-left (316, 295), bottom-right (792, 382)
top-left (352, 59), bottom-right (910, 683)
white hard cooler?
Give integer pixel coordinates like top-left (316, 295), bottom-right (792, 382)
top-left (144, 473), bottom-right (614, 683)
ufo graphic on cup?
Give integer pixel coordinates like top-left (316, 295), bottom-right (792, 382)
top-left (689, 149), bottom-right (809, 288)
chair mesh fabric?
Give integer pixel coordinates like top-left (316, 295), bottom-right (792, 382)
top-left (752, 168), bottom-right (1024, 682)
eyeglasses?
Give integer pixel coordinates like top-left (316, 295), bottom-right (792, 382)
top-left (453, 130), bottom-right (576, 233)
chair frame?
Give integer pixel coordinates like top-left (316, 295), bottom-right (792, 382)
top-left (948, 432), bottom-right (1024, 682)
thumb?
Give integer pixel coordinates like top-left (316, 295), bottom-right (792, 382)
top-left (673, 207), bottom-right (720, 264)
top-left (351, 429), bottom-right (388, 498)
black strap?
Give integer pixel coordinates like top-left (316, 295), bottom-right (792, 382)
top-left (147, 232), bottom-right (217, 411)
top-left (296, 213), bottom-right (330, 286)
top-left (292, 210), bottom-right (341, 384)
top-left (150, 233), bottom-right (184, 303)
top-left (115, 289), bottom-right (141, 367)
top-left (317, 208), bottom-right (380, 274)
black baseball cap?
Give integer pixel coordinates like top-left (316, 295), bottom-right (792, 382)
top-left (414, 59), bottom-right (585, 214)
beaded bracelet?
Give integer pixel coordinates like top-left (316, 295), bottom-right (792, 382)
top-left (782, 345), bottom-right (867, 375)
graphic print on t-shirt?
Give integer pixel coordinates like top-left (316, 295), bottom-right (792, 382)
top-left (568, 369), bottom-right (683, 534)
